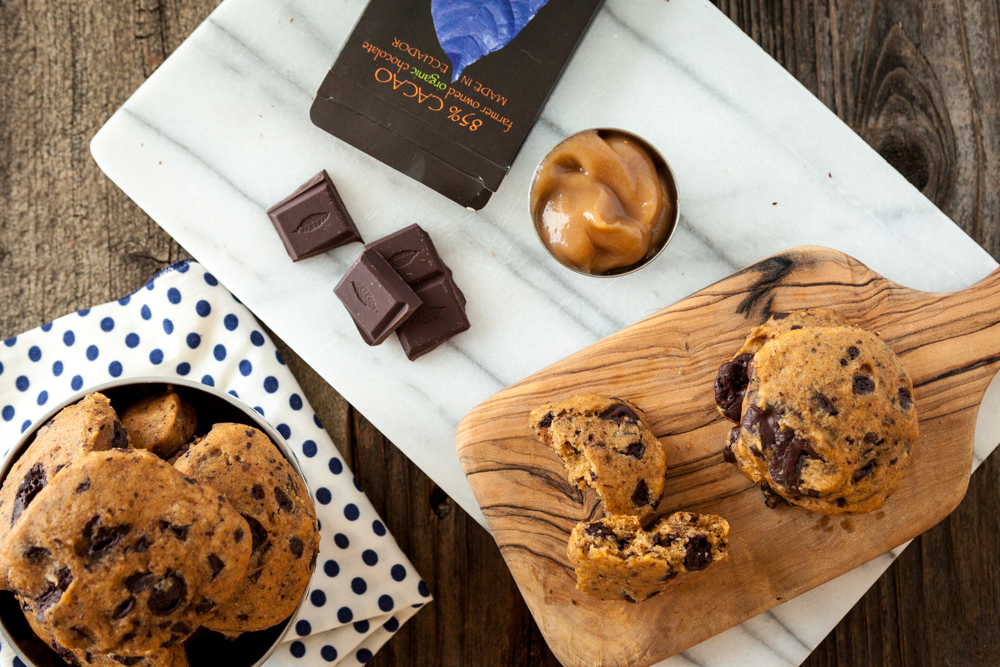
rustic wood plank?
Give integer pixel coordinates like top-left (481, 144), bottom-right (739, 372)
top-left (456, 246), bottom-right (1000, 666)
top-left (0, 0), bottom-right (196, 332)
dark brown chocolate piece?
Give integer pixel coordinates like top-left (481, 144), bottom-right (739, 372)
top-left (584, 522), bottom-right (615, 540)
top-left (12, 462), bottom-right (46, 526)
top-left (396, 275), bottom-right (470, 360)
top-left (898, 387), bottom-right (913, 410)
top-left (723, 426), bottom-right (739, 463)
top-left (267, 170), bottom-right (362, 261)
top-left (366, 223), bottom-right (465, 305)
top-left (853, 375), bottom-right (875, 394)
top-left (366, 224), bottom-right (470, 359)
top-left (631, 479), bottom-right (649, 507)
top-left (621, 441), bottom-right (645, 459)
top-left (714, 353), bottom-right (754, 422)
top-left (598, 403), bottom-right (638, 424)
top-left (768, 433), bottom-right (817, 490)
top-left (684, 535), bottom-right (712, 570)
top-left (334, 249), bottom-right (423, 346)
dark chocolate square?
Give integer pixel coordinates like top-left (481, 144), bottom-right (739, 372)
top-left (366, 223), bottom-right (465, 305)
top-left (334, 249), bottom-right (423, 346)
top-left (267, 170), bottom-right (362, 261)
top-left (365, 223), bottom-right (470, 358)
top-left (396, 275), bottom-right (471, 360)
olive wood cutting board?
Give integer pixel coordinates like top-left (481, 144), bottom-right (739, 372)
top-left (455, 246), bottom-right (1000, 667)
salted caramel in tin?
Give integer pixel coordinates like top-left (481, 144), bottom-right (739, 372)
top-left (530, 129), bottom-right (678, 276)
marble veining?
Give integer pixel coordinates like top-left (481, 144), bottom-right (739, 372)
top-left (90, 0), bottom-right (1000, 665)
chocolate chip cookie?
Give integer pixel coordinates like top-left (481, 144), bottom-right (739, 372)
top-left (715, 309), bottom-right (849, 422)
top-left (529, 395), bottom-right (666, 518)
top-left (2, 449), bottom-right (251, 656)
top-left (0, 392), bottom-right (130, 590)
top-left (173, 423), bottom-right (320, 636)
top-left (567, 512), bottom-right (730, 601)
top-left (120, 391), bottom-right (197, 460)
top-left (721, 315), bottom-right (918, 514)
top-left (21, 595), bottom-right (189, 667)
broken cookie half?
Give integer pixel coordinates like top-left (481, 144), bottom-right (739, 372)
top-left (568, 512), bottom-right (730, 601)
top-left (529, 394), bottom-right (665, 519)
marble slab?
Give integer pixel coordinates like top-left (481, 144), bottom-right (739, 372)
top-left (89, 0), bottom-right (1000, 665)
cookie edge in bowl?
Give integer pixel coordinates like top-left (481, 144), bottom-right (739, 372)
top-left (0, 376), bottom-right (317, 667)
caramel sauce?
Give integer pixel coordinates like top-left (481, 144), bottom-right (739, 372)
top-left (530, 130), bottom-right (675, 275)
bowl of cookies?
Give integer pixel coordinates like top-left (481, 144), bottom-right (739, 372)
top-left (0, 377), bottom-right (321, 667)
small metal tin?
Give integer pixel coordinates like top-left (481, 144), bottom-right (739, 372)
top-left (0, 377), bottom-right (316, 667)
top-left (529, 127), bottom-right (680, 277)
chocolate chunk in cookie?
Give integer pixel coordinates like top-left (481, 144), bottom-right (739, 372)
top-left (714, 352), bottom-right (755, 422)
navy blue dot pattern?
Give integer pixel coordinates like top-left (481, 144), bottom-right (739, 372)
top-left (0, 261), bottom-right (429, 667)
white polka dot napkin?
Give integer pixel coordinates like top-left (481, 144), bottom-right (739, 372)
top-left (0, 260), bottom-right (430, 666)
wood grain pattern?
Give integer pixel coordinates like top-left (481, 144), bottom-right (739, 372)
top-left (713, 3), bottom-right (1000, 664)
top-left (2, 0), bottom-right (999, 665)
top-left (457, 246), bottom-right (1000, 667)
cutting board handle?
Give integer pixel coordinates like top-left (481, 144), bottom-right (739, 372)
top-left (926, 266), bottom-right (1000, 376)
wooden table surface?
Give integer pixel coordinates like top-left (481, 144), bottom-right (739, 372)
top-left (1, 1), bottom-right (997, 665)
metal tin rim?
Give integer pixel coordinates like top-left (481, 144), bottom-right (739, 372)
top-left (528, 127), bottom-right (681, 278)
top-left (0, 376), bottom-right (315, 667)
